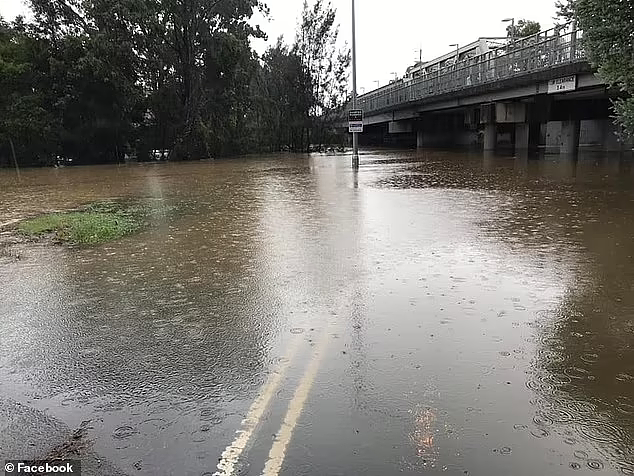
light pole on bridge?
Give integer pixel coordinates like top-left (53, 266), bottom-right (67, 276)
top-left (502, 17), bottom-right (515, 47)
top-left (414, 46), bottom-right (423, 63)
top-left (449, 43), bottom-right (459, 63)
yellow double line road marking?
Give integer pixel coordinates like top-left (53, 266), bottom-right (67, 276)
top-left (213, 336), bottom-right (302, 476)
top-left (213, 327), bottom-right (331, 476)
top-left (261, 329), bottom-right (330, 476)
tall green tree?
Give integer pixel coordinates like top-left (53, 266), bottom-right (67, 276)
top-left (1, 0), bottom-right (350, 166)
top-left (24, 0), bottom-right (143, 164)
top-left (507, 19), bottom-right (541, 39)
top-left (249, 38), bottom-right (312, 151)
top-left (557, 0), bottom-right (634, 140)
top-left (22, 0), bottom-right (270, 161)
top-left (132, 0), bottom-right (267, 159)
top-left (294, 0), bottom-right (350, 149)
top-left (0, 16), bottom-right (58, 166)
top-left (246, 1), bottom-right (350, 153)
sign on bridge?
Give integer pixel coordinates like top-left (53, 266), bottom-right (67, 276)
top-left (548, 75), bottom-right (577, 94)
top-left (348, 109), bottom-right (363, 133)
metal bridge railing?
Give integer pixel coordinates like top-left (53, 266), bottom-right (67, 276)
top-left (357, 23), bottom-right (586, 114)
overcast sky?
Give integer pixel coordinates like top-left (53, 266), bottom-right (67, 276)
top-left (1, 0), bottom-right (559, 93)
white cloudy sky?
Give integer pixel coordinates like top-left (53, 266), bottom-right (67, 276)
top-left (1, 0), bottom-right (559, 93)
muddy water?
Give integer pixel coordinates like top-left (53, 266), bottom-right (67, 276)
top-left (0, 151), bottom-right (633, 475)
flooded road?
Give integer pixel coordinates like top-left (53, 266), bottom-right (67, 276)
top-left (1, 150), bottom-right (633, 475)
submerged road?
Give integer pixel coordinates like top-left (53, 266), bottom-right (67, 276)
top-left (1, 150), bottom-right (633, 475)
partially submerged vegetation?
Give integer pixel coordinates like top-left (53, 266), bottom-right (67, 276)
top-left (17, 201), bottom-right (160, 245)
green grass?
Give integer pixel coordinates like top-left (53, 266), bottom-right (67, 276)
top-left (18, 201), bottom-right (143, 245)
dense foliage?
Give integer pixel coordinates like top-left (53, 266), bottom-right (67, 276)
top-left (557, 0), bottom-right (634, 139)
top-left (507, 19), bottom-right (541, 39)
top-left (0, 0), bottom-right (350, 166)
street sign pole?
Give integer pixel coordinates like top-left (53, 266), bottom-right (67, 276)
top-left (351, 0), bottom-right (359, 168)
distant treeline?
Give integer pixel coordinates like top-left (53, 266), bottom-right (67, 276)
top-left (0, 0), bottom-right (350, 166)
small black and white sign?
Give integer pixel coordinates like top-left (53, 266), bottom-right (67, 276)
top-left (548, 75), bottom-right (577, 94)
top-left (348, 109), bottom-right (363, 122)
top-left (348, 109), bottom-right (363, 133)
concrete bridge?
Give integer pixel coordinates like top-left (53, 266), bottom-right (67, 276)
top-left (344, 23), bottom-right (627, 154)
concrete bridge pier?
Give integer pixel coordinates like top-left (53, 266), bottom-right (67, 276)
top-left (481, 102), bottom-right (544, 153)
top-left (514, 122), bottom-right (541, 152)
top-left (561, 120), bottom-right (581, 155)
top-left (480, 103), bottom-right (497, 151)
top-left (415, 113), bottom-right (476, 149)
top-left (384, 120), bottom-right (416, 147)
top-left (484, 123), bottom-right (497, 151)
top-left (515, 123), bottom-right (530, 151)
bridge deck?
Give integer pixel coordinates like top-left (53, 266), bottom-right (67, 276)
top-left (355, 23), bottom-right (591, 117)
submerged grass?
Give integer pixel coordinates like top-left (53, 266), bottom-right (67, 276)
top-left (18, 201), bottom-right (145, 245)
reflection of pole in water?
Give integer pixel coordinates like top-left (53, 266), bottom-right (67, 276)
top-left (346, 181), bottom-right (367, 410)
top-left (482, 149), bottom-right (496, 171)
top-left (350, 290), bottom-right (366, 409)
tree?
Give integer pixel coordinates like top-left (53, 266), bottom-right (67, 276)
top-left (133, 0), bottom-right (267, 159)
top-left (1, 0), bottom-right (350, 166)
top-left (507, 19), bottom-right (541, 39)
top-left (0, 16), bottom-right (59, 166)
top-left (294, 0), bottom-right (350, 150)
top-left (23, 0), bottom-right (144, 164)
top-left (557, 0), bottom-right (634, 140)
top-left (249, 39), bottom-right (312, 151)
top-left (24, 0), bottom-right (268, 161)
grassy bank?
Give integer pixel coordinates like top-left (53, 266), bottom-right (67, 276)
top-left (18, 202), bottom-right (146, 245)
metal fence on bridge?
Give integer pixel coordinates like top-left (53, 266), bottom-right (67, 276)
top-left (358, 23), bottom-right (586, 114)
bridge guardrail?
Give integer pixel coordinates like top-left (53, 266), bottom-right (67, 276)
top-left (357, 23), bottom-right (586, 114)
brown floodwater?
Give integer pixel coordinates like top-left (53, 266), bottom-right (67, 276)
top-left (0, 150), bottom-right (633, 476)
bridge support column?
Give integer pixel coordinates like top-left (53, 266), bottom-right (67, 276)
top-left (416, 130), bottom-right (424, 149)
top-left (515, 123), bottom-right (530, 150)
top-left (514, 122), bottom-right (541, 152)
top-left (484, 123), bottom-right (497, 151)
top-left (561, 120), bottom-right (580, 155)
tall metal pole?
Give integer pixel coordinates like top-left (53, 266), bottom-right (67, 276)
top-left (351, 0), bottom-right (359, 168)
top-left (570, 20), bottom-right (577, 60)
